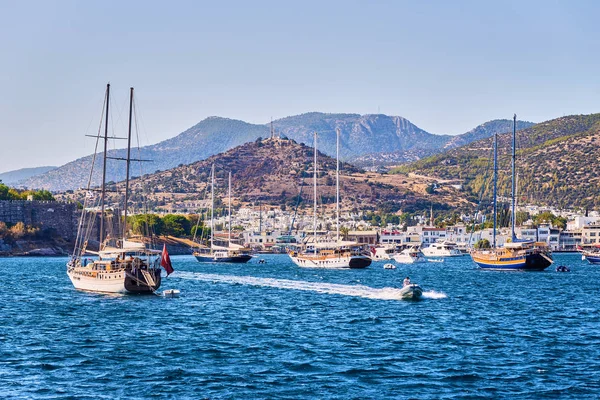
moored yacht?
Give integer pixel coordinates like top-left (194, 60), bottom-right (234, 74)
top-left (193, 167), bottom-right (252, 263)
top-left (470, 115), bottom-right (552, 271)
top-left (289, 239), bottom-right (372, 269)
top-left (422, 241), bottom-right (463, 257)
top-left (287, 129), bottom-right (372, 269)
top-left (577, 245), bottom-right (600, 264)
top-left (392, 247), bottom-right (426, 264)
top-left (371, 244), bottom-right (397, 261)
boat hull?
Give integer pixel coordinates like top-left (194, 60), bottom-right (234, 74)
top-left (289, 254), bottom-right (372, 269)
top-left (472, 253), bottom-right (552, 271)
top-left (421, 249), bottom-right (463, 257)
top-left (399, 284), bottom-right (423, 300)
top-left (67, 267), bottom-right (161, 294)
top-left (194, 254), bottom-right (252, 263)
top-left (582, 253), bottom-right (600, 264)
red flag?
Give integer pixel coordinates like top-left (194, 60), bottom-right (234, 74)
top-left (161, 244), bottom-right (174, 276)
top-left (370, 246), bottom-right (377, 256)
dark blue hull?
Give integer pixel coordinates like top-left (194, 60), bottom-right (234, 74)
top-left (195, 254), bottom-right (252, 263)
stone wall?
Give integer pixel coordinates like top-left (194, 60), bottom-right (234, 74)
top-left (0, 200), bottom-right (79, 240)
top-left (0, 200), bottom-right (128, 244)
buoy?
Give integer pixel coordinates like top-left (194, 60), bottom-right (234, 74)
top-left (163, 289), bottom-right (181, 298)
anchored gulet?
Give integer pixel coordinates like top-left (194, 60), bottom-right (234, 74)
top-left (470, 115), bottom-right (553, 271)
top-left (288, 130), bottom-right (372, 269)
top-left (193, 165), bottom-right (252, 263)
top-left (67, 84), bottom-right (173, 294)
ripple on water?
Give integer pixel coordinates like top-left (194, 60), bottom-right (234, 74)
top-left (1, 254), bottom-right (599, 399)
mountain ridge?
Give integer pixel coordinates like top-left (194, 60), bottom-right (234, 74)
top-left (20, 112), bottom-right (535, 191)
top-left (0, 166), bottom-right (57, 185)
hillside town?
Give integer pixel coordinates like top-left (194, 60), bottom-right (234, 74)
top-left (2, 193), bottom-right (599, 256)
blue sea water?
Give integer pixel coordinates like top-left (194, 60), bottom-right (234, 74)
top-left (1, 253), bottom-right (599, 399)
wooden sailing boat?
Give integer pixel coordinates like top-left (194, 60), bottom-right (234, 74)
top-left (67, 84), bottom-right (171, 294)
top-left (193, 165), bottom-right (252, 263)
top-left (470, 115), bottom-right (553, 271)
top-left (288, 129), bottom-right (372, 269)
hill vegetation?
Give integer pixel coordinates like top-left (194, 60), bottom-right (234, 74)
top-left (395, 113), bottom-right (600, 208)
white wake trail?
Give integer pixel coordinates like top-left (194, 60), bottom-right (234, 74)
top-left (175, 272), bottom-right (447, 301)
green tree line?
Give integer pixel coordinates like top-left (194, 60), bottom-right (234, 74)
top-left (127, 213), bottom-right (211, 239)
top-left (0, 182), bottom-right (54, 201)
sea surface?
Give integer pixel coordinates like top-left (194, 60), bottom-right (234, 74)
top-left (1, 253), bottom-right (599, 399)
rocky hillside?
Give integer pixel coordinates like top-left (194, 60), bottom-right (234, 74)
top-left (396, 113), bottom-right (600, 208)
top-left (21, 112), bottom-right (532, 191)
top-left (59, 137), bottom-right (470, 214)
top-left (352, 119), bottom-right (534, 168)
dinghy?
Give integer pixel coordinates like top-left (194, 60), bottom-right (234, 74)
top-left (383, 263), bottom-right (396, 269)
top-left (399, 284), bottom-right (423, 300)
top-left (163, 289), bottom-right (181, 298)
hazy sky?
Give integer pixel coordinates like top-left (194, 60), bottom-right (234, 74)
top-left (1, 0), bottom-right (598, 173)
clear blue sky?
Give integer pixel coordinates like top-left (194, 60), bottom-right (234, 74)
top-left (1, 0), bottom-right (598, 173)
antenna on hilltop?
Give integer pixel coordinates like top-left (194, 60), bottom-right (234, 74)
top-left (270, 117), bottom-right (274, 139)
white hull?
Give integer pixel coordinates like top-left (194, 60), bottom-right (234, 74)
top-left (372, 246), bottom-right (395, 261)
top-left (392, 254), bottom-right (426, 264)
top-left (422, 243), bottom-right (463, 257)
top-left (289, 254), bottom-right (371, 269)
top-left (290, 254), bottom-right (351, 268)
top-left (67, 269), bottom-right (127, 294)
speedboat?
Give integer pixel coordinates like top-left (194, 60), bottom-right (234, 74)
top-left (393, 247), bottom-right (426, 264)
top-left (383, 263), bottom-right (396, 269)
top-left (399, 284), bottom-right (423, 300)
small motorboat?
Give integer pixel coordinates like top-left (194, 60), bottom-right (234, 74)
top-left (258, 259), bottom-right (266, 264)
top-left (399, 283), bottom-right (423, 300)
top-left (556, 265), bottom-right (570, 272)
top-left (427, 258), bottom-right (444, 263)
top-left (162, 289), bottom-right (181, 298)
top-left (383, 263), bottom-right (396, 269)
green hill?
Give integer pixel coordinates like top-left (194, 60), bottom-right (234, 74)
top-left (395, 113), bottom-right (600, 208)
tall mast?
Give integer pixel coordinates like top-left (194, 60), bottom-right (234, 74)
top-left (313, 131), bottom-right (317, 255)
top-left (336, 128), bottom-right (340, 243)
top-left (259, 202), bottom-right (262, 233)
top-left (493, 133), bottom-right (498, 249)
top-left (511, 114), bottom-right (517, 241)
top-left (123, 87), bottom-right (134, 242)
top-left (99, 83), bottom-right (110, 247)
top-left (211, 163), bottom-right (215, 251)
top-left (228, 171), bottom-right (232, 246)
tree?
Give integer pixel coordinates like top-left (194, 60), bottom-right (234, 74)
top-left (128, 214), bottom-right (163, 236)
top-left (340, 226), bottom-right (350, 240)
top-left (0, 184), bottom-right (9, 200)
top-left (9, 222), bottom-right (26, 239)
top-left (162, 214), bottom-right (191, 237)
top-left (475, 238), bottom-right (491, 249)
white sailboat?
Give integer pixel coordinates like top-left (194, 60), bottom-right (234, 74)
top-left (288, 130), bottom-right (372, 269)
top-left (67, 85), bottom-right (172, 294)
top-left (193, 165), bottom-right (252, 263)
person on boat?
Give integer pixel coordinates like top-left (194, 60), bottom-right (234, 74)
top-left (403, 277), bottom-right (411, 287)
